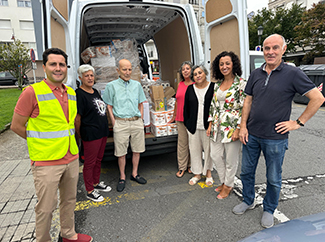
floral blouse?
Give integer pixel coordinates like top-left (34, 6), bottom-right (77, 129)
top-left (208, 75), bottom-right (247, 143)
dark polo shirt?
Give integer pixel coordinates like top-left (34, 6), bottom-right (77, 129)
top-left (245, 61), bottom-right (315, 140)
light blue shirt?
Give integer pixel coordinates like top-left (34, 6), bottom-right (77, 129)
top-left (103, 78), bottom-right (146, 118)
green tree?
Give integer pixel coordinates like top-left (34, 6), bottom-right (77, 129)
top-left (0, 39), bottom-right (32, 89)
top-left (248, 4), bottom-right (305, 53)
top-left (294, 2), bottom-right (325, 64)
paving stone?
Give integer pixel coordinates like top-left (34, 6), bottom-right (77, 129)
top-left (2, 225), bottom-right (16, 242)
top-left (21, 209), bottom-right (34, 224)
top-left (0, 202), bottom-right (5, 212)
top-left (23, 223), bottom-right (35, 240)
top-left (2, 201), bottom-right (14, 213)
top-left (0, 227), bottom-right (7, 240)
top-left (11, 224), bottom-right (27, 242)
top-left (0, 192), bottom-right (12, 203)
top-left (11, 211), bottom-right (25, 225)
top-left (27, 198), bottom-right (37, 211)
top-left (30, 212), bottom-right (35, 223)
top-left (1, 213), bottom-right (13, 227)
top-left (0, 214), bottom-right (6, 227)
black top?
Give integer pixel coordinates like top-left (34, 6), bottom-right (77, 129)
top-left (184, 82), bottom-right (215, 134)
top-left (76, 88), bottom-right (109, 141)
top-left (245, 61), bottom-right (315, 139)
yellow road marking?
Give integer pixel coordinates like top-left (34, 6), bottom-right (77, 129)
top-left (75, 189), bottom-right (150, 211)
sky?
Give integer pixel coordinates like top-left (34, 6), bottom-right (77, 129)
top-left (247, 0), bottom-right (269, 14)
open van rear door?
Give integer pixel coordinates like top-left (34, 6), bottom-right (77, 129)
top-left (41, 0), bottom-right (75, 86)
top-left (204, 0), bottom-right (249, 79)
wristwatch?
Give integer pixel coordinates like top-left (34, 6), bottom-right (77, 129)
top-left (296, 119), bottom-right (304, 127)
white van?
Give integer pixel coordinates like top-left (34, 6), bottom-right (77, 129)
top-left (41, 0), bottom-right (249, 160)
top-left (249, 50), bottom-right (264, 73)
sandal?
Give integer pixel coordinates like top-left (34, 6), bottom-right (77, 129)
top-left (187, 167), bottom-right (192, 174)
top-left (205, 177), bottom-right (214, 186)
top-left (189, 176), bottom-right (201, 185)
top-left (217, 185), bottom-right (233, 199)
top-left (176, 170), bottom-right (185, 178)
top-left (215, 183), bottom-right (224, 193)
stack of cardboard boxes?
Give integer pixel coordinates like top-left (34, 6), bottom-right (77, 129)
top-left (149, 85), bottom-right (177, 137)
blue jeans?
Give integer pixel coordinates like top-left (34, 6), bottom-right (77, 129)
top-left (241, 134), bottom-right (288, 214)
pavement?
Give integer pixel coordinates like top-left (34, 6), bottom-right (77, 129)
top-left (0, 129), bottom-right (61, 242)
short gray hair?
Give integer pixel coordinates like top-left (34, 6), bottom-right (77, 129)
top-left (263, 34), bottom-right (287, 50)
top-left (77, 64), bottom-right (95, 77)
top-left (191, 64), bottom-right (208, 81)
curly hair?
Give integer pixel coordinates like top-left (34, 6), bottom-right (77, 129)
top-left (178, 61), bottom-right (193, 82)
top-left (211, 51), bottom-right (242, 81)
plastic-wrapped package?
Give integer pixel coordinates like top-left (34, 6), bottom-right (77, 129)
top-left (95, 46), bottom-right (112, 57)
top-left (81, 38), bottom-right (142, 93)
top-left (81, 47), bottom-right (96, 63)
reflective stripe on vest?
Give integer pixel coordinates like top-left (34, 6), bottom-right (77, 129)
top-left (27, 129), bottom-right (75, 139)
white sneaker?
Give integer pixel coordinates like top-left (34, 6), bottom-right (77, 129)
top-left (87, 190), bottom-right (104, 202)
top-left (94, 181), bottom-right (112, 192)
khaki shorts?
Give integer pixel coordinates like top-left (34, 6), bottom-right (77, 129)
top-left (113, 118), bottom-right (145, 157)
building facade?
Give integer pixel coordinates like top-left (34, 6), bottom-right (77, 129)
top-left (0, 0), bottom-right (37, 57)
top-left (268, 0), bottom-right (322, 10)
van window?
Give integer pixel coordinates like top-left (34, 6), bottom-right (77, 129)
top-left (250, 55), bottom-right (265, 73)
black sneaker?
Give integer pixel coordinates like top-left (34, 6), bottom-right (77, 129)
top-left (87, 190), bottom-right (104, 202)
top-left (94, 181), bottom-right (112, 192)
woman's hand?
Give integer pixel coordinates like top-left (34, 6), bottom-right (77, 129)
top-left (206, 122), bottom-right (212, 137)
top-left (231, 128), bottom-right (239, 141)
top-left (168, 116), bottom-right (175, 123)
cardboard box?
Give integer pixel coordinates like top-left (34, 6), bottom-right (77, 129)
top-left (167, 123), bottom-right (178, 135)
top-left (151, 123), bottom-right (167, 137)
top-left (150, 85), bottom-right (165, 111)
top-left (166, 108), bottom-right (174, 123)
top-left (150, 109), bottom-right (167, 125)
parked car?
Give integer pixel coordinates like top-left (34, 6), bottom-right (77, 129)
top-left (0, 71), bottom-right (29, 86)
top-left (239, 212), bottom-right (325, 242)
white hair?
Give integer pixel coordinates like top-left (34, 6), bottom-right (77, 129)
top-left (263, 34), bottom-right (287, 50)
top-left (77, 64), bottom-right (95, 77)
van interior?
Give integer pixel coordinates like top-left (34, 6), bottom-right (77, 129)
top-left (79, 2), bottom-right (194, 89)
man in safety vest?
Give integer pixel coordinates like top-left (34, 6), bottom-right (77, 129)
top-left (11, 48), bottom-right (92, 242)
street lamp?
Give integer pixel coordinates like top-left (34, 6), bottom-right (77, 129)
top-left (257, 25), bottom-right (264, 46)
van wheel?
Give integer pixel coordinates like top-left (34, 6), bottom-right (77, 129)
top-left (14, 80), bottom-right (19, 86)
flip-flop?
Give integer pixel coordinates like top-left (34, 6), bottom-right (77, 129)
top-left (189, 176), bottom-right (200, 185)
top-left (176, 170), bottom-right (185, 178)
top-left (205, 177), bottom-right (214, 186)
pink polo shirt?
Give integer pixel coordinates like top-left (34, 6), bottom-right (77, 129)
top-left (175, 81), bottom-right (193, 122)
top-left (14, 80), bottom-right (79, 166)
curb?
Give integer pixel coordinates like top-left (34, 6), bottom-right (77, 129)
top-left (0, 123), bottom-right (11, 134)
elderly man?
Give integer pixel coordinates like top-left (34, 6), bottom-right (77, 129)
top-left (11, 48), bottom-right (92, 242)
top-left (103, 59), bottom-right (147, 192)
top-left (233, 34), bottom-right (324, 228)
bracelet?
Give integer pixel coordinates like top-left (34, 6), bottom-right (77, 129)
top-left (296, 119), bottom-right (304, 127)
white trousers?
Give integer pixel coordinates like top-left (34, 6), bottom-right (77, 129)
top-left (210, 132), bottom-right (241, 187)
top-left (188, 129), bottom-right (212, 176)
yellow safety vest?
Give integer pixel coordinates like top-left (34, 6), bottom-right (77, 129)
top-left (26, 80), bottom-right (78, 161)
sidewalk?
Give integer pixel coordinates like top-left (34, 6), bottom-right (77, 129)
top-left (0, 159), bottom-right (37, 241)
top-left (0, 130), bottom-right (60, 241)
